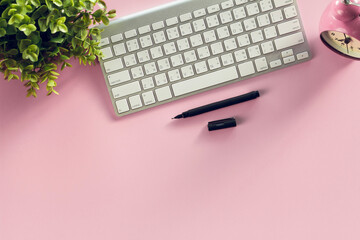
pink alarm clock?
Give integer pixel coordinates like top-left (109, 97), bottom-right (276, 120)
top-left (320, 0), bottom-right (360, 59)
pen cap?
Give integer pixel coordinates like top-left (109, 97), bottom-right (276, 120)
top-left (208, 118), bottom-right (237, 131)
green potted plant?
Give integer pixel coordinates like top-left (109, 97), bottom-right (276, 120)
top-left (0, 0), bottom-right (116, 97)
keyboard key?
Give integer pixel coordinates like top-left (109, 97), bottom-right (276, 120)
top-left (297, 51), bottom-right (309, 60)
top-left (113, 43), bottom-right (126, 56)
top-left (270, 10), bottom-right (283, 23)
top-left (203, 30), bottom-right (217, 43)
top-left (210, 42), bottom-right (224, 55)
top-left (221, 53), bottom-right (235, 66)
top-left (131, 66), bottom-right (144, 79)
top-left (246, 3), bottom-right (260, 16)
top-left (163, 42), bottom-right (177, 55)
top-left (138, 25), bottom-right (151, 34)
top-left (144, 62), bottom-right (157, 75)
top-left (155, 86), bottom-right (172, 101)
top-left (101, 47), bottom-right (113, 60)
top-left (139, 35), bottom-right (153, 48)
top-left (261, 41), bottom-right (275, 54)
top-left (180, 13), bottom-right (193, 22)
top-left (108, 70), bottom-right (131, 86)
top-left (230, 22), bottom-right (244, 35)
top-left (184, 50), bottom-right (197, 63)
top-left (168, 69), bottom-right (181, 82)
top-left (260, 0), bottom-right (273, 12)
top-left (217, 26), bottom-right (230, 39)
top-left (190, 34), bottom-right (204, 47)
top-left (112, 82), bottom-right (141, 99)
top-left (281, 49), bottom-right (294, 58)
top-left (284, 6), bottom-right (298, 19)
top-left (235, 0), bottom-right (248, 5)
top-left (111, 33), bottom-right (123, 43)
top-left (153, 31), bottom-right (166, 44)
top-left (137, 50), bottom-right (150, 63)
top-left (248, 45), bottom-right (261, 58)
top-left (177, 38), bottom-right (190, 51)
top-left (254, 57), bottom-right (268, 72)
top-left (208, 4), bottom-right (220, 14)
top-left (150, 46), bottom-right (163, 59)
top-left (152, 21), bottom-right (165, 30)
top-left (250, 30), bottom-right (264, 43)
top-left (141, 77), bottom-right (155, 90)
top-left (206, 15), bottom-right (220, 28)
top-left (283, 55), bottom-right (295, 64)
top-left (124, 29), bottom-right (137, 39)
top-left (238, 61), bottom-right (255, 77)
top-left (264, 26), bottom-right (277, 39)
top-left (270, 59), bottom-right (282, 68)
top-left (167, 27), bottom-right (180, 40)
top-left (166, 17), bottom-right (179, 26)
top-left (181, 65), bottom-right (195, 78)
top-left (257, 14), bottom-right (271, 27)
top-left (237, 34), bottom-right (250, 47)
top-left (124, 54), bottom-right (137, 67)
top-left (233, 7), bottom-right (247, 20)
top-left (234, 49), bottom-right (248, 62)
top-left (220, 11), bottom-right (233, 24)
top-left (115, 99), bottom-right (129, 114)
top-left (193, 19), bottom-right (206, 32)
top-left (142, 91), bottom-right (156, 105)
top-left (274, 0), bottom-right (293, 8)
top-left (104, 58), bottom-right (124, 73)
top-left (243, 18), bottom-right (257, 31)
top-left (208, 57), bottom-right (221, 70)
top-left (157, 58), bottom-right (171, 71)
top-left (180, 23), bottom-right (193, 36)
top-left (126, 39), bottom-right (139, 52)
top-left (155, 73), bottom-right (168, 86)
top-left (222, 0), bottom-right (234, 9)
top-left (194, 61), bottom-right (208, 74)
top-left (197, 46), bottom-right (211, 59)
top-left (194, 8), bottom-right (206, 18)
top-left (277, 19), bottom-right (301, 35)
top-left (171, 54), bottom-right (184, 67)
top-left (129, 95), bottom-right (143, 109)
top-left (224, 38), bottom-right (238, 51)
top-left (172, 66), bottom-right (238, 96)
top-left (274, 32), bottom-right (304, 50)
top-left (99, 37), bottom-right (110, 47)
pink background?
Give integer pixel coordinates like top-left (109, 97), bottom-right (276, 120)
top-left (1, 0), bottom-right (360, 239)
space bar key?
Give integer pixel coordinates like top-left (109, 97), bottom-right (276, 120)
top-left (172, 66), bottom-right (239, 97)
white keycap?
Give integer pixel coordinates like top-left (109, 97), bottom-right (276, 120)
top-left (220, 11), bottom-right (233, 24)
top-left (112, 81), bottom-right (141, 99)
top-left (138, 25), bottom-right (151, 34)
top-left (157, 58), bottom-right (171, 71)
top-left (251, 30), bottom-right (264, 43)
top-left (206, 15), bottom-right (220, 28)
top-left (101, 47), bottom-right (113, 60)
top-left (180, 23), bottom-right (193, 36)
top-left (208, 4), bottom-right (220, 14)
top-left (113, 43), bottom-right (126, 56)
top-left (277, 19), bottom-right (301, 35)
top-left (126, 39), bottom-right (139, 52)
top-left (270, 10), bottom-right (283, 23)
top-left (131, 66), bottom-right (144, 79)
top-left (297, 51), bottom-right (309, 60)
top-left (211, 42), bottom-right (224, 55)
top-left (142, 91), bottom-right (156, 105)
top-left (152, 21), bottom-right (165, 30)
top-left (224, 38), bottom-right (238, 51)
top-left (234, 49), bottom-right (248, 62)
top-left (144, 62), bottom-right (157, 75)
top-left (137, 50), bottom-right (150, 63)
top-left (284, 6), bottom-right (298, 19)
top-left (108, 70), bottom-right (131, 86)
top-left (166, 17), bottom-right (179, 26)
top-left (274, 0), bottom-right (293, 8)
top-left (124, 54), bottom-right (137, 67)
top-left (238, 61), bottom-right (255, 77)
top-left (172, 66), bottom-right (238, 96)
top-left (168, 69), bottom-right (181, 82)
top-left (155, 86), bottom-right (172, 101)
top-left (104, 58), bottom-right (124, 73)
top-left (233, 7), bottom-right (247, 20)
top-left (153, 31), bottom-right (166, 44)
top-left (216, 26), bottom-right (230, 40)
top-left (221, 53), bottom-right (235, 66)
top-left (184, 50), bottom-right (197, 63)
top-left (255, 57), bottom-right (268, 72)
top-left (194, 61), bottom-right (208, 74)
top-left (246, 3), bottom-right (260, 16)
top-left (283, 55), bottom-right (295, 64)
top-left (141, 77), bottom-right (155, 90)
top-left (270, 59), bottom-right (282, 68)
top-left (257, 14), bottom-right (271, 27)
top-left (115, 99), bottom-right (129, 114)
top-left (230, 22), bottom-right (243, 35)
top-left (248, 45), bottom-right (261, 58)
top-left (243, 18), bottom-right (257, 31)
top-left (177, 38), bottom-right (190, 51)
top-left (124, 29), bottom-right (137, 39)
top-left (154, 73), bottom-right (168, 86)
top-left (193, 19), bottom-right (206, 32)
top-left (260, 0), bottom-right (273, 12)
top-left (235, 0), bottom-right (248, 4)
top-left (261, 41), bottom-right (275, 54)
top-left (194, 8), bottom-right (206, 18)
top-left (167, 27), bottom-right (180, 40)
top-left (150, 46), bottom-right (163, 59)
top-left (181, 65), bottom-right (195, 78)
top-left (139, 35), bottom-right (153, 48)
top-left (237, 34), bottom-right (251, 47)
top-left (99, 37), bottom-right (110, 47)
top-left (281, 49), bottom-right (294, 58)
top-left (163, 42), bottom-right (177, 55)
top-left (264, 26), bottom-right (278, 39)
top-left (197, 46), bottom-right (211, 59)
top-left (129, 95), bottom-right (143, 109)
top-left (190, 34), bottom-right (204, 47)
top-left (204, 30), bottom-right (217, 43)
top-left (111, 33), bottom-right (123, 43)
top-left (274, 32), bottom-right (304, 50)
top-left (171, 54), bottom-right (184, 67)
top-left (221, 0), bottom-right (234, 9)
top-left (208, 57), bottom-right (221, 70)
top-left (180, 13), bottom-right (193, 22)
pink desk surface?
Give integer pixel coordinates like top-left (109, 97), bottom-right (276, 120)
top-left (1, 0), bottom-right (360, 239)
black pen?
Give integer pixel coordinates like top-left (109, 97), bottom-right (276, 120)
top-left (172, 90), bottom-right (260, 119)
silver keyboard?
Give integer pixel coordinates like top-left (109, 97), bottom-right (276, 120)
top-left (98, 0), bottom-right (311, 117)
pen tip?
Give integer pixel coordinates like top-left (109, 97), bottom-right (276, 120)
top-left (173, 114), bottom-right (183, 119)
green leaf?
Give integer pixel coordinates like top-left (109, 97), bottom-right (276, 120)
top-left (49, 37), bottom-right (64, 43)
top-left (52, 0), bottom-right (62, 7)
top-left (19, 24), bottom-right (36, 36)
top-left (0, 28), bottom-right (5, 37)
top-left (6, 49), bottom-right (19, 55)
top-left (22, 44), bottom-right (39, 62)
top-left (0, 18), bottom-right (7, 28)
top-left (58, 23), bottom-right (68, 33)
top-left (63, 0), bottom-right (74, 8)
top-left (8, 14), bottom-right (24, 25)
top-left (38, 17), bottom-right (47, 32)
top-left (31, 5), bottom-right (48, 20)
top-left (101, 16), bottom-right (109, 25)
top-left (19, 39), bottom-right (32, 52)
top-left (98, 0), bottom-right (106, 9)
top-left (93, 9), bottom-right (103, 18)
top-left (30, 0), bottom-right (40, 7)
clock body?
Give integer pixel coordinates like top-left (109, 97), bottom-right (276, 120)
top-left (320, 0), bottom-right (360, 59)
